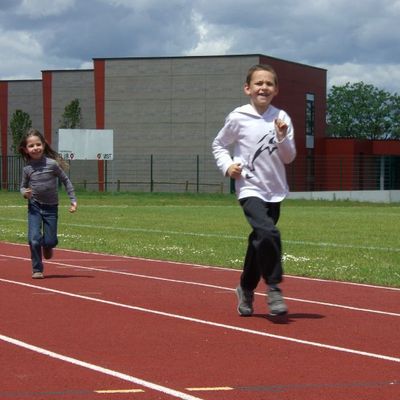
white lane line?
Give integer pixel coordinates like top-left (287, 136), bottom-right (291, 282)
top-left (3, 241), bottom-right (400, 292)
top-left (285, 274), bottom-right (400, 292)
top-left (1, 278), bottom-right (399, 364)
top-left (53, 262), bottom-right (400, 317)
top-left (1, 253), bottom-right (398, 317)
top-left (0, 333), bottom-right (203, 400)
top-left (1, 219), bottom-right (400, 253)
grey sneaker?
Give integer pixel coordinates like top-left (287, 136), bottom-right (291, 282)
top-left (32, 271), bottom-right (44, 279)
top-left (236, 286), bottom-right (254, 316)
top-left (267, 289), bottom-right (288, 316)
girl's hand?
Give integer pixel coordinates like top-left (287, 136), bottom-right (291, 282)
top-left (275, 118), bottom-right (288, 141)
top-left (227, 163), bottom-right (242, 179)
top-left (69, 202), bottom-right (77, 213)
top-left (24, 188), bottom-right (32, 199)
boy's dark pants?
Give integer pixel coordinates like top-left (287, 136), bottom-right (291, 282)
top-left (239, 197), bottom-right (283, 291)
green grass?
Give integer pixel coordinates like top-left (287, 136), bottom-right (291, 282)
top-left (1, 191), bottom-right (399, 288)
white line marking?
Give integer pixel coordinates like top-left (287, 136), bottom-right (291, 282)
top-left (1, 253), bottom-right (399, 316)
top-left (1, 218), bottom-right (399, 253)
top-left (3, 241), bottom-right (400, 292)
top-left (67, 224), bottom-right (400, 253)
top-left (283, 295), bottom-right (400, 317)
top-left (3, 241), bottom-right (400, 291)
top-left (50, 264), bottom-right (400, 317)
top-left (284, 274), bottom-right (400, 291)
top-left (0, 333), bottom-right (203, 400)
top-left (1, 278), bottom-right (399, 364)
top-left (286, 239), bottom-right (400, 253)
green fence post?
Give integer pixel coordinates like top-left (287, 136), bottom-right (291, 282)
top-left (230, 178), bottom-right (235, 194)
top-left (196, 155), bottom-right (199, 193)
top-left (150, 154), bottom-right (154, 192)
top-left (105, 160), bottom-right (108, 192)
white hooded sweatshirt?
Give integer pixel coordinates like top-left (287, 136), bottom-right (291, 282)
top-left (212, 103), bottom-right (296, 202)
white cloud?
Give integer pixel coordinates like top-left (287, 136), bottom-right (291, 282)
top-left (0, 28), bottom-right (44, 79)
top-left (16, 0), bottom-right (75, 17)
top-left (0, 0), bottom-right (399, 94)
top-left (322, 63), bottom-right (400, 94)
top-left (100, 0), bottom-right (182, 8)
top-left (0, 29), bottom-right (42, 57)
top-left (184, 11), bottom-right (232, 56)
top-left (79, 61), bottom-right (94, 70)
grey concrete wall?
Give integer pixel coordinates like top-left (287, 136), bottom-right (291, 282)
top-left (7, 80), bottom-right (42, 154)
top-left (103, 55), bottom-right (260, 191)
top-left (50, 70), bottom-right (98, 186)
top-left (51, 70), bottom-right (96, 146)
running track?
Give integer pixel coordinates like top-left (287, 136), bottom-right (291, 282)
top-left (0, 241), bottom-right (399, 400)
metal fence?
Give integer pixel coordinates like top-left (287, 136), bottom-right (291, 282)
top-left (286, 154), bottom-right (400, 192)
top-left (1, 154), bottom-right (400, 193)
top-left (1, 156), bottom-right (25, 192)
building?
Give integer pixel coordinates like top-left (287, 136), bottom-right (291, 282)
top-left (1, 54), bottom-right (327, 193)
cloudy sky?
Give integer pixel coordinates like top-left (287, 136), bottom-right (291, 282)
top-left (1, 0), bottom-right (399, 94)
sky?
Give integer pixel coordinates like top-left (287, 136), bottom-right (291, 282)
top-left (1, 0), bottom-right (399, 94)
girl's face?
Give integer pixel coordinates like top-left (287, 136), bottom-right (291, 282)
top-left (244, 69), bottom-right (279, 114)
top-left (25, 135), bottom-right (44, 160)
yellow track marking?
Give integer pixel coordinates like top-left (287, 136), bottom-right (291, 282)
top-left (95, 389), bottom-right (144, 394)
top-left (186, 387), bottom-right (233, 392)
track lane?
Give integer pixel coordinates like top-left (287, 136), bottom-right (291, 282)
top-left (1, 242), bottom-right (399, 400)
top-left (1, 247), bottom-right (399, 359)
top-left (1, 282), bottom-right (399, 400)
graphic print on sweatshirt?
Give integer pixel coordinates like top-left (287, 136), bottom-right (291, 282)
top-left (244, 130), bottom-right (277, 179)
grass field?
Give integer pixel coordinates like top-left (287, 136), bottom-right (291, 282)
top-left (0, 191), bottom-right (399, 288)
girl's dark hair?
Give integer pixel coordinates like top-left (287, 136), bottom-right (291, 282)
top-left (246, 64), bottom-right (279, 86)
top-left (18, 128), bottom-right (68, 170)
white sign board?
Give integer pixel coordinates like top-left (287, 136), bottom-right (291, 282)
top-left (58, 129), bottom-right (113, 160)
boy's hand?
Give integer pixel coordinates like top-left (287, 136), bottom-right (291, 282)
top-left (227, 163), bottom-right (242, 179)
top-left (275, 118), bottom-right (288, 141)
top-left (24, 188), bottom-right (32, 199)
top-left (69, 202), bottom-right (77, 213)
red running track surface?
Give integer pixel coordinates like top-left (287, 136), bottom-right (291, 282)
top-left (0, 241), bottom-right (399, 400)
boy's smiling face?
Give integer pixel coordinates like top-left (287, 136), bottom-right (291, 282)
top-left (244, 69), bottom-right (279, 115)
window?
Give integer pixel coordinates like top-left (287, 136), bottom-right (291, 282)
top-left (306, 93), bottom-right (315, 136)
top-left (306, 93), bottom-right (315, 149)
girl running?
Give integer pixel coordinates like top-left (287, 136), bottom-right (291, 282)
top-left (19, 128), bottom-right (77, 279)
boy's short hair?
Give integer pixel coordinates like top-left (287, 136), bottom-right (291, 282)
top-left (246, 64), bottom-right (278, 86)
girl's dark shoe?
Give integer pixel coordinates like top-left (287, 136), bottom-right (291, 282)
top-left (43, 247), bottom-right (53, 260)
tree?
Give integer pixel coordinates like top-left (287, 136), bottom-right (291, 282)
top-left (60, 98), bottom-right (81, 129)
top-left (327, 82), bottom-right (400, 140)
top-left (10, 109), bottom-right (32, 154)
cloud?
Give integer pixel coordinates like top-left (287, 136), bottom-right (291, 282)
top-left (324, 63), bottom-right (400, 94)
top-left (16, 0), bottom-right (75, 17)
top-left (0, 27), bottom-right (44, 79)
top-left (0, 0), bottom-right (399, 94)
top-left (184, 11), bottom-right (232, 56)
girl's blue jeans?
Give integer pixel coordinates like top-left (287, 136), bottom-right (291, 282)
top-left (28, 200), bottom-right (58, 272)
